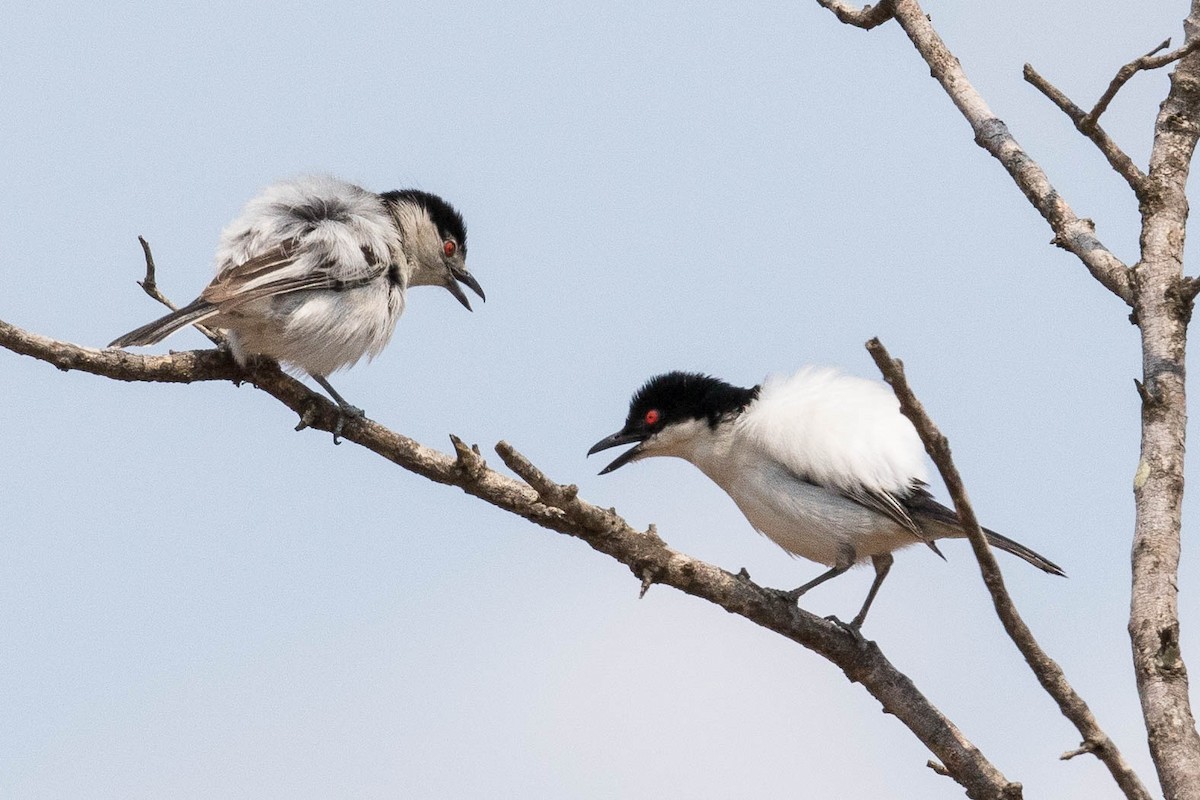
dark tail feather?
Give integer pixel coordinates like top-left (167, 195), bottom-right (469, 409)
top-left (984, 530), bottom-right (1066, 577)
top-left (909, 491), bottom-right (1066, 577)
top-left (108, 299), bottom-right (219, 348)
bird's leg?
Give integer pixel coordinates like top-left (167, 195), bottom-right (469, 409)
top-left (777, 565), bottom-right (850, 603)
top-left (312, 375), bottom-right (364, 444)
top-left (847, 552), bottom-right (894, 629)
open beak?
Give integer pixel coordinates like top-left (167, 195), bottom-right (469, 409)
top-left (587, 430), bottom-right (648, 475)
top-left (446, 265), bottom-right (486, 311)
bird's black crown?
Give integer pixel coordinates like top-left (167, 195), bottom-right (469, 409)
top-left (382, 189), bottom-right (467, 253)
top-left (626, 371), bottom-right (759, 432)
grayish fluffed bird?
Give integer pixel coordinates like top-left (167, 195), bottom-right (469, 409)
top-left (109, 175), bottom-right (484, 437)
top-left (589, 368), bottom-right (1064, 628)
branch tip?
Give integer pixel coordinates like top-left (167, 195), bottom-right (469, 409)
top-left (294, 407), bottom-right (316, 432)
top-left (1061, 741), bottom-right (1099, 761)
top-left (1134, 378), bottom-right (1162, 408)
top-left (638, 568), bottom-right (656, 598)
top-left (137, 235), bottom-right (160, 295)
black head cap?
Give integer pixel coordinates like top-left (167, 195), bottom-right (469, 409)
top-left (626, 371), bottom-right (759, 433)
top-left (381, 189), bottom-right (467, 254)
top-left (587, 371), bottom-right (759, 473)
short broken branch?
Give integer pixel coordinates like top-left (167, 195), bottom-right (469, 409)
top-left (496, 440), bottom-right (580, 509)
top-left (813, 0), bottom-right (894, 29)
top-left (1061, 740), bottom-right (1099, 761)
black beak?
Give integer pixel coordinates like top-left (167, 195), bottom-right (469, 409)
top-left (446, 266), bottom-right (486, 311)
top-left (587, 430), bottom-right (647, 475)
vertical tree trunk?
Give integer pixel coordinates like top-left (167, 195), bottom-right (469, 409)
top-left (1131, 7), bottom-right (1200, 799)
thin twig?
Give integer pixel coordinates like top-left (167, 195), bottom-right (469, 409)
top-left (1083, 37), bottom-right (1200, 132)
top-left (136, 236), bottom-right (173, 310)
top-left (1022, 64), bottom-right (1148, 198)
top-left (134, 236), bottom-right (223, 346)
top-left (865, 337), bottom-right (1152, 800)
top-left (0, 316), bottom-right (1021, 800)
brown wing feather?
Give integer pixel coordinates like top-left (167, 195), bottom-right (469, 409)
top-left (201, 242), bottom-right (386, 309)
top-left (202, 245), bottom-right (301, 304)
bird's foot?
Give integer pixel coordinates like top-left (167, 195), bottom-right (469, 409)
top-left (331, 403), bottom-right (365, 445)
top-left (770, 586), bottom-right (807, 604)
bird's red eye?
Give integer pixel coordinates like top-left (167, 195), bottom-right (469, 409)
top-left (443, 240), bottom-right (457, 257)
top-left (644, 409), bottom-right (661, 426)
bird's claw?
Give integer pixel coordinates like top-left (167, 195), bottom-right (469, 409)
top-left (825, 614), bottom-right (865, 637)
top-left (770, 586), bottom-right (805, 604)
top-left (331, 404), bottom-right (365, 444)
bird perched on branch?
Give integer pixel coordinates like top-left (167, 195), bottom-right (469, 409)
top-left (588, 367), bottom-right (1064, 628)
top-left (109, 175), bottom-right (484, 439)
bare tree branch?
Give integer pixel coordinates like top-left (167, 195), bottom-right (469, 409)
top-left (816, 0), bottom-right (1135, 305)
top-left (812, 0), bottom-right (894, 29)
top-left (1128, 5), bottom-right (1200, 797)
top-left (1022, 64), bottom-right (1149, 198)
top-left (1084, 37), bottom-right (1200, 133)
top-left (866, 338), bottom-right (1153, 800)
top-left (0, 317), bottom-right (1023, 799)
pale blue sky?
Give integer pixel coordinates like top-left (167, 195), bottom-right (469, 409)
top-left (1, 2), bottom-right (1193, 797)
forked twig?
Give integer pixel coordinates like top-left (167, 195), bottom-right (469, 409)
top-left (1023, 64), bottom-right (1148, 197)
top-left (133, 236), bottom-right (223, 346)
top-left (1083, 37), bottom-right (1200, 132)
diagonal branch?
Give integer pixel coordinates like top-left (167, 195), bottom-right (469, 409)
top-left (815, 0), bottom-right (1135, 306)
top-left (0, 316), bottom-right (1022, 800)
top-left (1022, 64), bottom-right (1149, 198)
top-left (866, 338), bottom-right (1152, 800)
